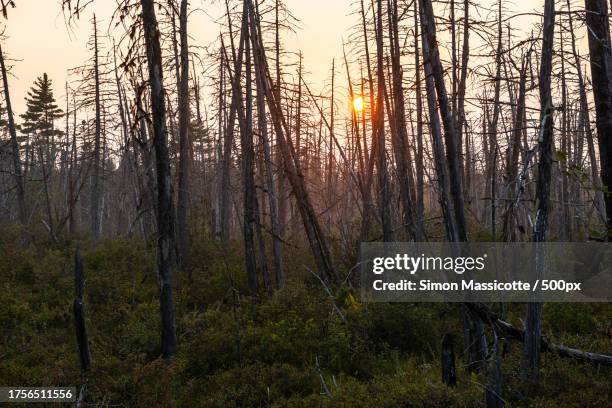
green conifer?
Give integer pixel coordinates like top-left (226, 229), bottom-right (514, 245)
top-left (20, 73), bottom-right (63, 139)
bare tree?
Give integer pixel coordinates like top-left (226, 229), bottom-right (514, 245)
top-left (176, 0), bottom-right (191, 266)
top-left (141, 0), bottom-right (177, 360)
top-left (524, 0), bottom-right (555, 377)
top-left (0, 44), bottom-right (26, 224)
top-left (585, 0), bottom-right (612, 240)
top-left (89, 14), bottom-right (102, 240)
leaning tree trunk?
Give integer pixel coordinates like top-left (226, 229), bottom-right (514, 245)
top-left (140, 0), bottom-right (177, 360)
top-left (0, 44), bottom-right (26, 225)
top-left (176, 0), bottom-right (191, 266)
top-left (419, 0), bottom-right (468, 242)
top-left (248, 0), bottom-right (336, 283)
top-left (585, 0), bottom-right (612, 240)
top-left (253, 24), bottom-right (284, 289)
top-left (419, 0), bottom-right (488, 372)
top-left (220, 2), bottom-right (248, 248)
top-left (418, 0), bottom-right (457, 243)
top-left (524, 0), bottom-right (555, 378)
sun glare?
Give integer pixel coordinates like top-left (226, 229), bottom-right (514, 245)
top-left (353, 96), bottom-right (364, 112)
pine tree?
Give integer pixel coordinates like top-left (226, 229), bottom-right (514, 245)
top-left (21, 73), bottom-right (63, 139)
top-left (20, 73), bottom-right (63, 238)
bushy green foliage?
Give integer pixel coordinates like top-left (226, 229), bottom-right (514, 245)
top-left (0, 234), bottom-right (610, 407)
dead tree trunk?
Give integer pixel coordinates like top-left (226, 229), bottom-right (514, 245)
top-left (419, 0), bottom-right (457, 243)
top-left (140, 0), bottom-right (177, 360)
top-left (176, 0), bottom-right (191, 266)
top-left (375, 0), bottom-right (393, 242)
top-left (69, 95), bottom-right (78, 235)
top-left (358, 0), bottom-right (377, 243)
top-left (419, 0), bottom-right (468, 242)
top-left (486, 1), bottom-right (503, 238)
top-left (248, 0), bottom-right (336, 283)
top-left (388, 0), bottom-right (417, 240)
top-left (457, 0), bottom-right (470, 193)
top-left (220, 0), bottom-right (247, 247)
top-left (414, 4), bottom-right (425, 240)
top-left (243, 10), bottom-right (258, 293)
top-left (441, 333), bottom-right (457, 387)
top-left (566, 0), bottom-right (605, 224)
top-left (524, 0), bottom-right (555, 377)
top-left (0, 44), bottom-right (26, 225)
top-left (585, 0), bottom-right (612, 240)
top-left (253, 25), bottom-right (284, 290)
top-left (73, 245), bottom-right (91, 371)
top-left (90, 14), bottom-right (102, 240)
top-left (503, 53), bottom-right (529, 241)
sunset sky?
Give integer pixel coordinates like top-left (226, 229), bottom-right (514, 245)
top-left (2, 0), bottom-right (355, 117)
top-left (0, 0), bottom-right (555, 123)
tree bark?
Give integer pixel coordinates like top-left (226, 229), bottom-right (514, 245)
top-left (585, 0), bottom-right (612, 240)
top-left (375, 0), bottom-right (393, 242)
top-left (0, 44), bottom-right (26, 225)
top-left (73, 245), bottom-right (91, 372)
top-left (90, 14), bottom-right (102, 240)
top-left (524, 0), bottom-right (555, 377)
top-left (388, 0), bottom-right (417, 240)
top-left (220, 0), bottom-right (248, 247)
top-left (243, 8), bottom-right (258, 293)
top-left (441, 333), bottom-right (457, 387)
top-left (419, 0), bottom-right (468, 242)
top-left (254, 25), bottom-right (284, 289)
top-left (248, 0), bottom-right (336, 283)
top-left (140, 0), bottom-right (177, 360)
top-left (176, 0), bottom-right (191, 266)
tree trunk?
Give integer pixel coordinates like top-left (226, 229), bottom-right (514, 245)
top-left (375, 0), bottom-right (393, 242)
top-left (140, 0), bottom-right (177, 360)
top-left (90, 14), bottom-right (102, 240)
top-left (585, 0), bottom-right (612, 240)
top-left (254, 29), bottom-right (284, 290)
top-left (566, 0), bottom-right (605, 224)
top-left (73, 244), bottom-right (91, 372)
top-left (220, 0), bottom-right (248, 247)
top-left (176, 0), bottom-right (191, 266)
top-left (419, 0), bottom-right (468, 242)
top-left (414, 3), bottom-right (425, 240)
top-left (419, 0), bottom-right (458, 242)
top-left (441, 333), bottom-right (457, 387)
top-left (388, 0), bottom-right (417, 240)
top-left (503, 54), bottom-right (529, 241)
top-left (524, 0), bottom-right (555, 377)
top-left (457, 0), bottom-right (470, 196)
top-left (243, 8), bottom-right (258, 293)
top-left (0, 44), bottom-right (26, 225)
top-left (248, 0), bottom-right (336, 283)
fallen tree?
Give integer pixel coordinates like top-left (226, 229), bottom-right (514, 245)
top-left (465, 303), bottom-right (612, 366)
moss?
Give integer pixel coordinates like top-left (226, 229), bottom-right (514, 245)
top-left (0, 234), bottom-right (610, 407)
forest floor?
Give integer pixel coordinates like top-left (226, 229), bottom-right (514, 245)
top-left (1, 223), bottom-right (611, 407)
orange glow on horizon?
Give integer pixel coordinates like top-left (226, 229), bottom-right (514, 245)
top-left (352, 96), bottom-right (364, 112)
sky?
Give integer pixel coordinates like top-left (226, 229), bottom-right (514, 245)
top-left (1, 0), bottom-right (355, 118)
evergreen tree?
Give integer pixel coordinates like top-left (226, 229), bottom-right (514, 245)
top-left (19, 73), bottom-right (64, 235)
top-left (20, 73), bottom-right (63, 139)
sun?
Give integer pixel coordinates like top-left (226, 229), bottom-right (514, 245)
top-left (352, 96), bottom-right (364, 112)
